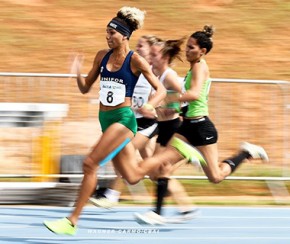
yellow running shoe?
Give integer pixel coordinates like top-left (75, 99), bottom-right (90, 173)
top-left (170, 137), bottom-right (207, 166)
top-left (43, 217), bottom-right (77, 235)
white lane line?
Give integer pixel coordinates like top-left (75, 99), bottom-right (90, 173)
top-left (0, 225), bottom-right (31, 228)
top-left (2, 214), bottom-right (290, 220)
top-left (0, 236), bottom-right (289, 241)
top-left (86, 226), bottom-right (290, 230)
top-left (1, 225), bottom-right (290, 230)
top-left (196, 216), bottom-right (290, 219)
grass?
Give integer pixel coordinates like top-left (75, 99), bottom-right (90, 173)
top-left (0, 0), bottom-right (289, 80)
top-left (116, 173), bottom-right (290, 206)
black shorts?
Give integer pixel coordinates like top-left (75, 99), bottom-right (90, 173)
top-left (176, 116), bottom-right (218, 146)
top-left (136, 117), bottom-right (158, 139)
top-left (156, 117), bottom-right (181, 146)
top-left (180, 104), bottom-right (188, 118)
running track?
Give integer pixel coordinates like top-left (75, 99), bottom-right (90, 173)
top-left (0, 206), bottom-right (290, 243)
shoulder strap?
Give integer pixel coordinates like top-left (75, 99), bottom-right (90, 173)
top-left (100, 49), bottom-right (113, 67)
top-left (159, 68), bottom-right (172, 83)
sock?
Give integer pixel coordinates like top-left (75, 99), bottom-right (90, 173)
top-left (104, 188), bottom-right (121, 202)
top-left (154, 178), bottom-right (169, 215)
top-left (223, 151), bottom-right (251, 173)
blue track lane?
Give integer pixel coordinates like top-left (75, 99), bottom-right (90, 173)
top-left (0, 206), bottom-right (290, 244)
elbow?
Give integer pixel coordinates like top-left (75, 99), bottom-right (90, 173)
top-left (80, 87), bottom-right (90, 94)
top-left (188, 92), bottom-right (200, 101)
top-left (81, 90), bottom-right (88, 94)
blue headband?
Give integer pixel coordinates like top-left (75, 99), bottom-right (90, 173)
top-left (107, 19), bottom-right (132, 38)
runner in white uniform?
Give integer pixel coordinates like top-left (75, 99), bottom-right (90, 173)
top-left (134, 38), bottom-right (199, 225)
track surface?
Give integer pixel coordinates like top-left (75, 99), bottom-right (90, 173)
top-left (0, 206), bottom-right (290, 243)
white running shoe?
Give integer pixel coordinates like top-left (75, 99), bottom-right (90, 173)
top-left (179, 209), bottom-right (201, 221)
top-left (240, 142), bottom-right (269, 162)
top-left (134, 211), bottom-right (166, 225)
top-left (88, 197), bottom-right (117, 209)
top-left (166, 209), bottom-right (201, 224)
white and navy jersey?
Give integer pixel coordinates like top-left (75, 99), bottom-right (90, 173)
top-left (99, 49), bottom-right (139, 106)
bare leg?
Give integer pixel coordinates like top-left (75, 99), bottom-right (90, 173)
top-left (150, 158), bottom-right (193, 214)
top-left (171, 134), bottom-right (231, 184)
top-left (168, 178), bottom-right (193, 212)
top-left (133, 132), bottom-right (150, 152)
top-left (109, 171), bottom-right (124, 192)
top-left (139, 136), bottom-right (156, 159)
top-left (93, 132), bottom-right (157, 207)
top-left (153, 142), bottom-right (165, 154)
top-left (69, 156), bottom-right (98, 225)
top-left (167, 158), bottom-right (195, 212)
top-left (68, 123), bottom-right (135, 225)
top-left (99, 132), bottom-right (151, 200)
top-left (198, 143), bottom-right (259, 183)
top-left (197, 143), bottom-right (231, 183)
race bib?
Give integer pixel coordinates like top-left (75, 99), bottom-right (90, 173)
top-left (132, 88), bottom-right (148, 109)
top-left (132, 75), bottom-right (152, 118)
top-left (99, 80), bottom-right (125, 106)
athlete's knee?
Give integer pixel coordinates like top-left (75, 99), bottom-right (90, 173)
top-left (121, 172), bottom-right (142, 185)
top-left (148, 165), bottom-right (170, 181)
top-left (123, 175), bottom-right (140, 185)
top-left (147, 167), bottom-right (160, 181)
top-left (82, 156), bottom-right (98, 175)
top-left (148, 174), bottom-right (158, 181)
top-left (209, 178), bottom-right (221, 184)
top-left (207, 174), bottom-right (223, 184)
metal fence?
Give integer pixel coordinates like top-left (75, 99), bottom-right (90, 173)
top-left (0, 72), bottom-right (289, 205)
top-left (0, 72), bottom-right (288, 179)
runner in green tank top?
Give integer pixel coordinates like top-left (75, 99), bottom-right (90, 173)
top-left (184, 61), bottom-right (211, 118)
top-left (134, 25), bottom-right (269, 225)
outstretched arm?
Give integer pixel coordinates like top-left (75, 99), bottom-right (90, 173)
top-left (74, 50), bottom-right (108, 94)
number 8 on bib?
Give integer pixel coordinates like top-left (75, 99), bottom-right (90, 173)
top-left (99, 81), bottom-right (126, 106)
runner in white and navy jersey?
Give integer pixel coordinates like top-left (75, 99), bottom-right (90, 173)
top-left (43, 7), bottom-right (167, 235)
top-left (89, 35), bottom-right (161, 209)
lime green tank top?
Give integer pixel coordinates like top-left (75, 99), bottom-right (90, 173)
top-left (184, 66), bottom-right (211, 118)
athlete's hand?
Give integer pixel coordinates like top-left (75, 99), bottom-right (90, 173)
top-left (70, 53), bottom-right (84, 76)
top-left (164, 91), bottom-right (180, 105)
top-left (138, 103), bottom-right (157, 119)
